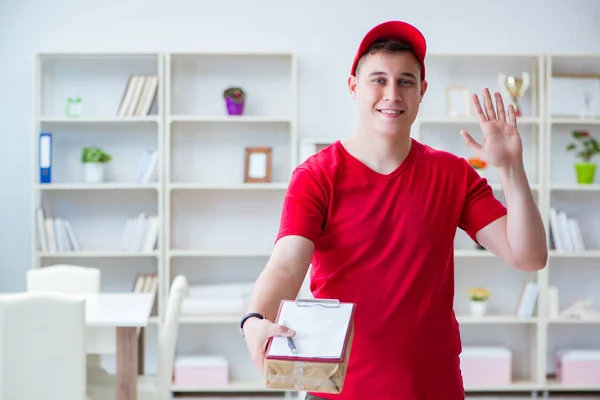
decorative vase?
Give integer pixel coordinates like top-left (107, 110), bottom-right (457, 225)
top-left (575, 162), bottom-right (596, 184)
top-left (225, 97), bottom-right (244, 115)
top-left (469, 300), bottom-right (487, 317)
top-left (85, 163), bottom-right (105, 183)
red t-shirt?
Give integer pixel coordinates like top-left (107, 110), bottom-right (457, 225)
top-left (275, 138), bottom-right (507, 400)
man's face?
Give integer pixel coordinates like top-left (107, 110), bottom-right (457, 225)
top-left (348, 51), bottom-right (427, 137)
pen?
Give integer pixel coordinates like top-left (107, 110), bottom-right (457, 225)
top-left (281, 319), bottom-right (297, 354)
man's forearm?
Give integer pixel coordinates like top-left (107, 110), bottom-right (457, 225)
top-left (246, 263), bottom-right (306, 321)
top-left (498, 162), bottom-right (548, 270)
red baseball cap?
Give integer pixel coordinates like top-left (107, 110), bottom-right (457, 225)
top-left (350, 20), bottom-right (427, 80)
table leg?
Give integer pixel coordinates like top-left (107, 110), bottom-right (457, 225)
top-left (138, 327), bottom-right (145, 375)
top-left (116, 327), bottom-right (138, 400)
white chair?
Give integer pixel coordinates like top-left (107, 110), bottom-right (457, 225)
top-left (88, 275), bottom-right (188, 400)
top-left (26, 265), bottom-right (112, 378)
top-left (0, 292), bottom-right (87, 400)
top-left (27, 264), bottom-right (101, 294)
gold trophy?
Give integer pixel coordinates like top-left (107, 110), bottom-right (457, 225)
top-left (497, 72), bottom-right (530, 117)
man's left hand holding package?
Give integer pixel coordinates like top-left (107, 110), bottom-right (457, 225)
top-left (264, 299), bottom-right (356, 394)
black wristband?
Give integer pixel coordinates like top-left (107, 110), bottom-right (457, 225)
top-left (240, 312), bottom-right (265, 337)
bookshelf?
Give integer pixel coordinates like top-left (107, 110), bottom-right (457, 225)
top-left (165, 51), bottom-right (297, 397)
top-left (31, 51), bottom-right (600, 397)
top-left (32, 52), bottom-right (164, 373)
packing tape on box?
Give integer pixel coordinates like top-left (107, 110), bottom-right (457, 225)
top-left (266, 371), bottom-right (341, 392)
top-left (293, 362), bottom-right (303, 389)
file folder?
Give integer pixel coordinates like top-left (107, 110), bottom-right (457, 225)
top-left (39, 132), bottom-right (52, 184)
top-left (264, 298), bottom-right (355, 394)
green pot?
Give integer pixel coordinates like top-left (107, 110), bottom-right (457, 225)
top-left (575, 162), bottom-right (596, 184)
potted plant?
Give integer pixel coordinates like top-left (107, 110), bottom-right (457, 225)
top-left (81, 146), bottom-right (112, 183)
top-left (566, 130), bottom-right (600, 184)
top-left (223, 87), bottom-right (245, 115)
top-left (468, 287), bottom-right (489, 317)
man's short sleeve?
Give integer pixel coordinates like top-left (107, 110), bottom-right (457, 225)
top-left (275, 166), bottom-right (328, 245)
top-left (458, 161), bottom-right (507, 243)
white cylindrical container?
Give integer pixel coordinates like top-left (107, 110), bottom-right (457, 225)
top-left (85, 163), bottom-right (105, 183)
top-left (469, 300), bottom-right (487, 317)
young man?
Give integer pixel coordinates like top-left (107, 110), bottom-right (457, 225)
top-left (240, 20), bottom-right (548, 399)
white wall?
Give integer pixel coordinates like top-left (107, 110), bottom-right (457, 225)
top-left (1, 0), bottom-right (600, 291)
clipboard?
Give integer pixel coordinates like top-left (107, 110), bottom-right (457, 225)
top-left (264, 298), bottom-right (356, 394)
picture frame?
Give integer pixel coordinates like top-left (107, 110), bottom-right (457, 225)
top-left (244, 146), bottom-right (272, 183)
top-left (445, 86), bottom-right (471, 118)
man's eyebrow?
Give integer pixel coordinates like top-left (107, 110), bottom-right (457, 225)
top-left (368, 71), bottom-right (417, 79)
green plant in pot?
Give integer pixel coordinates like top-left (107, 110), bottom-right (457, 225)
top-left (81, 146), bottom-right (112, 183)
top-left (566, 130), bottom-right (600, 184)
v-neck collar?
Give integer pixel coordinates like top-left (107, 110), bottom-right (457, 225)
top-left (336, 138), bottom-right (420, 180)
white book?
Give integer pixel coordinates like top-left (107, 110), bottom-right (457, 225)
top-left (557, 211), bottom-right (574, 251)
top-left (126, 75), bottom-right (147, 116)
top-left (130, 213), bottom-right (147, 251)
top-left (54, 218), bottom-right (64, 252)
top-left (64, 220), bottom-right (80, 252)
top-left (135, 151), bottom-right (151, 183)
top-left (549, 208), bottom-right (564, 251)
top-left (36, 208), bottom-right (47, 252)
top-left (117, 75), bottom-right (136, 117)
top-left (567, 218), bottom-right (585, 251)
top-left (516, 282), bottom-right (538, 317)
top-left (134, 75), bottom-right (158, 116)
top-left (44, 218), bottom-right (56, 253)
top-left (120, 219), bottom-right (134, 251)
top-left (141, 150), bottom-right (158, 184)
top-left (142, 216), bottom-right (159, 252)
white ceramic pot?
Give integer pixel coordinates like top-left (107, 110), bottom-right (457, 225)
top-left (469, 300), bottom-right (487, 317)
top-left (85, 163), bottom-right (105, 183)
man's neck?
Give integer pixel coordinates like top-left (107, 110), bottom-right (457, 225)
top-left (343, 129), bottom-right (413, 175)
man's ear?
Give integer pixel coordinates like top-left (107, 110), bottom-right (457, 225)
top-left (420, 79), bottom-right (428, 102)
top-left (348, 75), bottom-right (358, 99)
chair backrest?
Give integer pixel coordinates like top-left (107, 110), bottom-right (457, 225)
top-left (27, 264), bottom-right (101, 295)
top-left (26, 264), bottom-right (112, 357)
top-left (0, 292), bottom-right (86, 400)
top-left (156, 275), bottom-right (188, 399)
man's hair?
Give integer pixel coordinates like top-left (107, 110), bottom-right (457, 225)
top-left (355, 39), bottom-right (421, 78)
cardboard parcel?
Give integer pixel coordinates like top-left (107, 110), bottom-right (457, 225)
top-left (264, 299), bottom-right (356, 394)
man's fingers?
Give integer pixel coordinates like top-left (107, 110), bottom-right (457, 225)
top-left (494, 92), bottom-right (506, 122)
top-left (482, 88), bottom-right (497, 120)
top-left (460, 130), bottom-right (482, 153)
top-left (507, 104), bottom-right (517, 127)
top-left (269, 323), bottom-right (296, 337)
top-left (471, 93), bottom-right (487, 125)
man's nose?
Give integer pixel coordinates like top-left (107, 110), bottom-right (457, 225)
top-left (384, 85), bottom-right (402, 102)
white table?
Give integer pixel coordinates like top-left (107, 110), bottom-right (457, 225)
top-left (84, 293), bottom-right (154, 400)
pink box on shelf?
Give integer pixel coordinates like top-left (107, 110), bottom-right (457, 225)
top-left (459, 346), bottom-right (512, 387)
top-left (173, 355), bottom-right (229, 387)
top-left (556, 349), bottom-right (600, 386)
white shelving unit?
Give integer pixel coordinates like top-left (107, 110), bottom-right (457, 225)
top-left (32, 51), bottom-right (600, 397)
top-left (32, 52), bottom-right (165, 373)
top-left (164, 51), bottom-right (297, 396)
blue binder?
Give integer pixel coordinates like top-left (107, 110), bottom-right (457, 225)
top-left (39, 132), bottom-right (52, 183)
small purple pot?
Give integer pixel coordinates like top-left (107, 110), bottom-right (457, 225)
top-left (225, 97), bottom-right (245, 115)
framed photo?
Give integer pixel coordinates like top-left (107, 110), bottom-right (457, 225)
top-left (446, 86), bottom-right (471, 117)
top-left (244, 147), bottom-right (272, 183)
